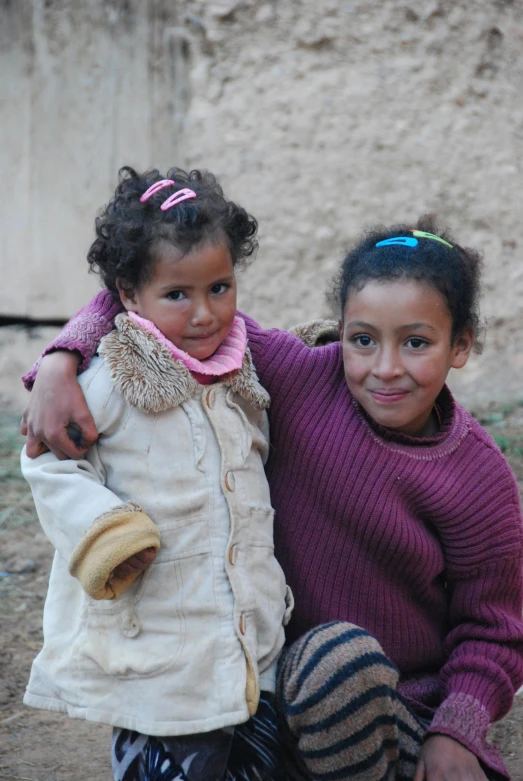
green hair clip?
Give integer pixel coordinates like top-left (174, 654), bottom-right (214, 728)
top-left (411, 230), bottom-right (453, 248)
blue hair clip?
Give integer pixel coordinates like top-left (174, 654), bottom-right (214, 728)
top-left (375, 237), bottom-right (418, 248)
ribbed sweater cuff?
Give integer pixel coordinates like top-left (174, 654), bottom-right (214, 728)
top-left (22, 290), bottom-right (121, 390)
top-left (428, 693), bottom-right (508, 778)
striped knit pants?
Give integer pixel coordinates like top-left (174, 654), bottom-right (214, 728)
top-left (276, 622), bottom-right (427, 781)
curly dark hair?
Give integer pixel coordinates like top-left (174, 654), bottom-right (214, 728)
top-left (330, 216), bottom-right (484, 352)
top-left (87, 166), bottom-right (259, 297)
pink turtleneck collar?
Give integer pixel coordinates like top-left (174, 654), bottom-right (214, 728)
top-left (128, 312), bottom-right (247, 385)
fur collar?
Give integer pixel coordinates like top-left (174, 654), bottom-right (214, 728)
top-left (99, 314), bottom-right (270, 414)
top-left (288, 319), bottom-right (339, 347)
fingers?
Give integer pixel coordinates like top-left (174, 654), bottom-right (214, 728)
top-left (138, 547), bottom-right (158, 566)
top-left (19, 409), bottom-right (28, 436)
top-left (74, 412), bottom-right (99, 447)
top-left (413, 759), bottom-right (426, 781)
top-left (417, 735), bottom-right (487, 781)
top-left (26, 425), bottom-right (87, 461)
top-left (25, 433), bottom-right (51, 459)
top-left (111, 547), bottom-right (157, 580)
top-left (65, 421), bottom-right (97, 453)
top-left (21, 350), bottom-right (98, 460)
top-left (112, 560), bottom-right (139, 578)
top-left (126, 547), bottom-right (157, 572)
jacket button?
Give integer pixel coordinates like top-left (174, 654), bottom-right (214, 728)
top-left (228, 544), bottom-right (237, 565)
top-left (239, 615), bottom-right (246, 635)
top-left (122, 613), bottom-right (141, 638)
top-left (206, 389), bottom-right (215, 409)
top-left (225, 471), bottom-right (235, 491)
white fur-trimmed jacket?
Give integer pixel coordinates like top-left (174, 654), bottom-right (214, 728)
top-left (21, 314), bottom-right (293, 737)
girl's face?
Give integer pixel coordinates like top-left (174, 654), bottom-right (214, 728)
top-left (118, 242), bottom-right (237, 360)
top-left (339, 279), bottom-right (473, 437)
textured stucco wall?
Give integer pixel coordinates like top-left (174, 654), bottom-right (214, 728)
top-left (1, 0), bottom-right (522, 407)
top-left (179, 0), bottom-right (523, 406)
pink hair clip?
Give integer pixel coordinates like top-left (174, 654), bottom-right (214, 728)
top-left (161, 188), bottom-right (197, 211)
top-left (140, 179), bottom-right (175, 203)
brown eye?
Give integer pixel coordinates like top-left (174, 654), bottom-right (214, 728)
top-left (406, 338), bottom-right (427, 349)
top-left (353, 335), bottom-right (373, 347)
top-left (211, 283), bottom-right (229, 295)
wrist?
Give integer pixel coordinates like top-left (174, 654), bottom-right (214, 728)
top-left (41, 349), bottom-right (81, 376)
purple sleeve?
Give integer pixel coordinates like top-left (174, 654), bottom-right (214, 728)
top-left (240, 312), bottom-right (297, 372)
top-left (240, 311), bottom-right (333, 389)
top-left (22, 290), bottom-right (124, 390)
top-left (427, 454), bottom-right (523, 777)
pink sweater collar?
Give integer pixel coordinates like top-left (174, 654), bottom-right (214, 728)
top-left (128, 312), bottom-right (247, 379)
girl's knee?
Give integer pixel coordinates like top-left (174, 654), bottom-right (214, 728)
top-left (278, 621), bottom-right (399, 704)
top-left (276, 623), bottom-right (405, 778)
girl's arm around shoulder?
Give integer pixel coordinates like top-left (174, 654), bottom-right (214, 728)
top-left (21, 357), bottom-right (160, 600)
top-left (20, 291), bottom-right (123, 458)
top-left (22, 289), bottom-right (123, 391)
top-left (240, 312), bottom-right (341, 395)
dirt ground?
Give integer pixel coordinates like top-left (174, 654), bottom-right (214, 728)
top-left (1, 399), bottom-right (523, 780)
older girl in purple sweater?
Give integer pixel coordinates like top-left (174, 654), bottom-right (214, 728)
top-left (23, 218), bottom-right (523, 780)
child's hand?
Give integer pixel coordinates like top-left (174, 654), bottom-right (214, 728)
top-left (414, 735), bottom-right (488, 781)
top-left (21, 351), bottom-right (98, 460)
top-left (110, 547), bottom-right (157, 583)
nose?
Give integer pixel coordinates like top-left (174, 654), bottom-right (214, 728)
top-left (372, 345), bottom-right (403, 381)
top-left (190, 296), bottom-right (214, 327)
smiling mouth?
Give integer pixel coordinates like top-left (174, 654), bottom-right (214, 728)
top-left (370, 389), bottom-right (410, 403)
top-left (186, 332), bottom-right (218, 341)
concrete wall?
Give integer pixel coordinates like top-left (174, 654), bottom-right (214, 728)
top-left (0, 0), bottom-right (189, 318)
top-left (2, 0), bottom-right (523, 408)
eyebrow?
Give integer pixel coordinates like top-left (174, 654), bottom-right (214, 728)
top-left (345, 321), bottom-right (375, 330)
top-left (400, 322), bottom-right (438, 332)
top-left (345, 320), bottom-right (438, 332)
top-left (159, 275), bottom-right (234, 292)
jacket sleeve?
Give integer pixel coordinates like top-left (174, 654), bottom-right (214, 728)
top-left (22, 289), bottom-right (124, 390)
top-left (427, 445), bottom-right (523, 776)
top-left (21, 359), bottom-right (160, 599)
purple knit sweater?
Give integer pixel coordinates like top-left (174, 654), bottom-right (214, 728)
top-left (23, 291), bottom-right (523, 778)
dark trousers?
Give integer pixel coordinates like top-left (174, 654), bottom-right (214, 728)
top-left (112, 691), bottom-right (287, 781)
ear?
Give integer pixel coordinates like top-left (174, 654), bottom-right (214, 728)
top-left (450, 327), bottom-right (474, 369)
top-left (116, 279), bottom-right (139, 313)
top-left (338, 319), bottom-right (344, 341)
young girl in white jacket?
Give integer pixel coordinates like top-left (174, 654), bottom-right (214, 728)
top-left (21, 167), bottom-right (293, 781)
